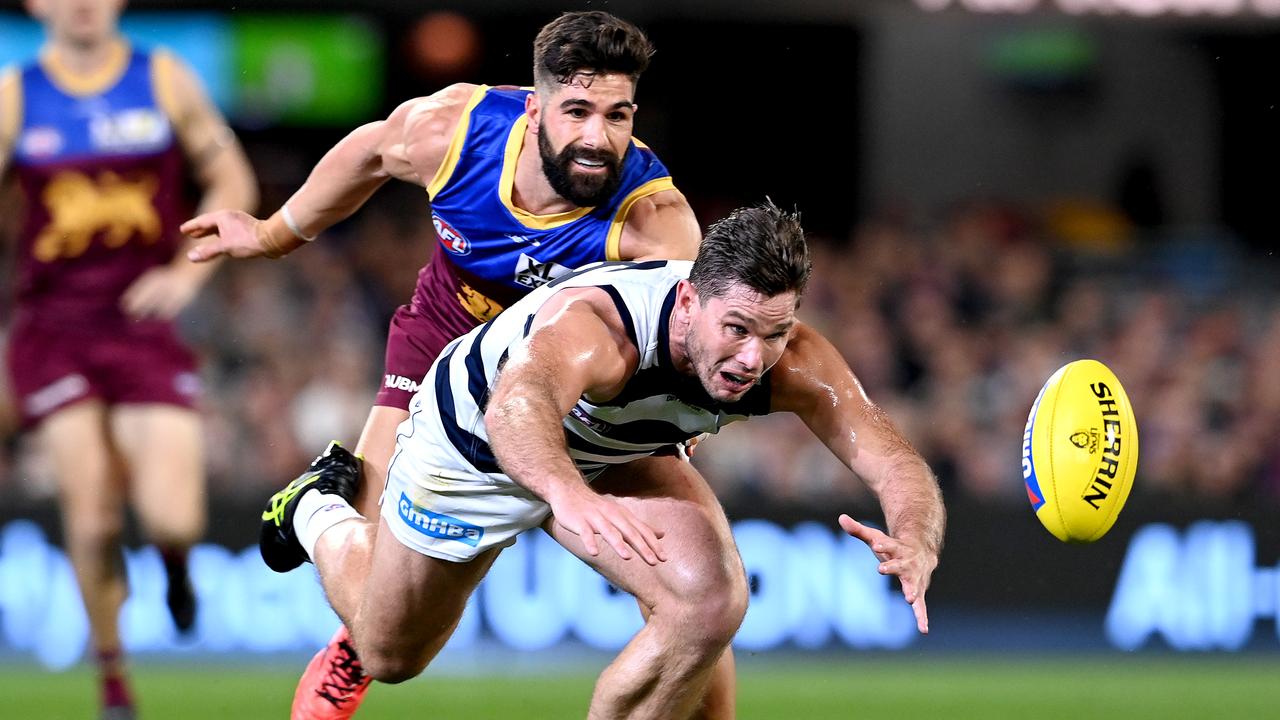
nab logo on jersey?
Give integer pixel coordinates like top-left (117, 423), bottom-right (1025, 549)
top-left (89, 108), bottom-right (170, 153)
top-left (433, 213), bottom-right (471, 256)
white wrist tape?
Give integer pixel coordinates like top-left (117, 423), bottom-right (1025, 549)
top-left (281, 203), bottom-right (317, 242)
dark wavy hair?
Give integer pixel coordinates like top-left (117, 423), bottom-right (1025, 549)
top-left (532, 11), bottom-right (654, 91)
top-left (689, 201), bottom-right (811, 303)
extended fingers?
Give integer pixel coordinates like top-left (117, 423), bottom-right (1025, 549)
top-left (179, 214), bottom-right (218, 237)
top-left (577, 519), bottom-right (601, 557)
top-left (839, 514), bottom-right (890, 548)
top-left (912, 595), bottom-right (929, 634)
top-left (187, 241), bottom-right (222, 263)
top-left (601, 507), bottom-right (666, 566)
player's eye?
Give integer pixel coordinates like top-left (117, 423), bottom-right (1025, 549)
top-left (727, 324), bottom-right (748, 336)
top-left (568, 108), bottom-right (588, 118)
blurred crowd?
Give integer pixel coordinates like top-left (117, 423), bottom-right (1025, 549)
top-left (2, 189), bottom-right (1278, 511)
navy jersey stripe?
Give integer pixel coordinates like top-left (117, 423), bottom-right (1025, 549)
top-left (598, 285), bottom-right (637, 349)
top-left (435, 344), bottom-right (502, 474)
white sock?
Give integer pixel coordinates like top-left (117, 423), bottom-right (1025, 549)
top-left (293, 490), bottom-right (363, 562)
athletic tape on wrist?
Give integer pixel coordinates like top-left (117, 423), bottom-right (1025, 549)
top-left (281, 203), bottom-right (318, 243)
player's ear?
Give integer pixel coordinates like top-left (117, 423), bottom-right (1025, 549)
top-left (675, 279), bottom-right (699, 315)
top-left (525, 92), bottom-right (541, 132)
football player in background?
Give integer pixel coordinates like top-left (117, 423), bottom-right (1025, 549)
top-left (0, 1), bottom-right (257, 717)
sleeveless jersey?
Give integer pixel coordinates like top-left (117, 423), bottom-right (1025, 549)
top-left (413, 260), bottom-right (772, 482)
top-left (4, 43), bottom-right (188, 326)
top-left (409, 85), bottom-right (675, 345)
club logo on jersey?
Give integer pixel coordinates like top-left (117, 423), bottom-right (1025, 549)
top-left (18, 126), bottom-right (64, 158)
top-left (513, 253), bottom-right (572, 289)
top-left (433, 213), bottom-right (471, 256)
top-left (397, 492), bottom-right (484, 546)
top-left (89, 108), bottom-right (171, 153)
top-left (34, 170), bottom-right (160, 261)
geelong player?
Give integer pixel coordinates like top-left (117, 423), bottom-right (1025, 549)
top-left (253, 202), bottom-right (945, 719)
top-left (0, 1), bottom-right (257, 718)
top-left (182, 11), bottom-right (738, 720)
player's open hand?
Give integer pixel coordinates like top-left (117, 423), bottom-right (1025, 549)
top-left (839, 513), bottom-right (937, 634)
top-left (121, 265), bottom-right (202, 320)
top-left (181, 210), bottom-right (269, 261)
top-left (549, 484), bottom-right (667, 566)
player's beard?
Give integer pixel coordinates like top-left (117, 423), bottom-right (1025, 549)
top-left (539, 131), bottom-right (623, 207)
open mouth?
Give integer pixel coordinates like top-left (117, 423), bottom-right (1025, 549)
top-left (719, 371), bottom-right (755, 392)
top-left (572, 157), bottom-right (608, 172)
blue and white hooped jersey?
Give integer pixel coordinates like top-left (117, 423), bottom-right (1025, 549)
top-left (422, 85), bottom-right (674, 322)
top-left (405, 260), bottom-right (773, 483)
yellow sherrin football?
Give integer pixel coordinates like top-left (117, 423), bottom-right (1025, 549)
top-left (1021, 359), bottom-right (1138, 543)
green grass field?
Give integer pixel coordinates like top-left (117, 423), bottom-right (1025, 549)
top-left (4, 655), bottom-right (1278, 719)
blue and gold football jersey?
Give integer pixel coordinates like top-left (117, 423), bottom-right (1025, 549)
top-left (417, 85), bottom-right (675, 325)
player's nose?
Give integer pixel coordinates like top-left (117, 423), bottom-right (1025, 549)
top-left (579, 114), bottom-right (608, 148)
top-left (734, 337), bottom-right (765, 372)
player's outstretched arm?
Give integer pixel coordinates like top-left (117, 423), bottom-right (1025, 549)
top-left (771, 323), bottom-right (945, 634)
top-left (122, 52), bottom-right (259, 319)
top-left (484, 288), bottom-right (667, 566)
top-left (182, 83), bottom-right (478, 263)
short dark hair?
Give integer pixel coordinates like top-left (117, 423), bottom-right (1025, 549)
top-left (532, 11), bottom-right (654, 91)
top-left (689, 201), bottom-right (811, 303)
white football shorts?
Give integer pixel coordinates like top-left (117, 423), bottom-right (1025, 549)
top-left (380, 431), bottom-right (552, 563)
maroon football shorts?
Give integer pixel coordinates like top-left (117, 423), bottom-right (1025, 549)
top-left (6, 314), bottom-right (201, 428)
top-left (375, 301), bottom-right (476, 411)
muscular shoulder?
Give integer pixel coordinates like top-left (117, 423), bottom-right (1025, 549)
top-left (150, 49), bottom-right (204, 124)
top-left (616, 188), bottom-right (701, 261)
top-left (769, 323), bottom-right (862, 414)
top-left (526, 286), bottom-right (638, 398)
top-left (399, 83), bottom-right (482, 179)
top-left (535, 286), bottom-right (632, 346)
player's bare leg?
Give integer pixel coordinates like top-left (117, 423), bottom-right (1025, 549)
top-left (545, 454), bottom-right (749, 720)
top-left (637, 602), bottom-right (737, 719)
top-left (338, 517), bottom-right (500, 681)
top-left (111, 405), bottom-right (206, 633)
top-left (289, 405), bottom-right (406, 719)
top-left (309, 406), bottom-right (407, 624)
top-left (41, 401), bottom-right (136, 718)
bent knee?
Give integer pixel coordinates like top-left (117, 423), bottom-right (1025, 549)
top-left (358, 650), bottom-right (428, 685)
top-left (660, 569), bottom-right (749, 648)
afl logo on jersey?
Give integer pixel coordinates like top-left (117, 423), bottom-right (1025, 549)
top-left (19, 126), bottom-right (64, 158)
top-left (433, 213), bottom-right (471, 256)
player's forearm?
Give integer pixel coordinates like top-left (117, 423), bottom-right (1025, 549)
top-left (177, 148), bottom-right (258, 281)
top-left (276, 123), bottom-right (392, 243)
top-left (486, 388), bottom-right (587, 503)
top-left (194, 145), bottom-right (258, 217)
top-left (873, 452), bottom-right (946, 555)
